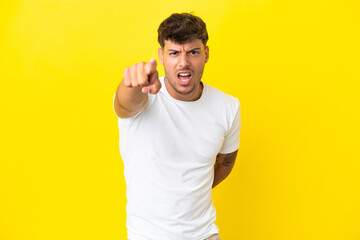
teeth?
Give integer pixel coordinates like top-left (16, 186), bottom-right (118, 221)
top-left (179, 73), bottom-right (191, 76)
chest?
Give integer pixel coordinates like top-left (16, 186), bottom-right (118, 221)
top-left (132, 97), bottom-right (226, 161)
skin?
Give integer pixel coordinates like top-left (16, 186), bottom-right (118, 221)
top-left (158, 39), bottom-right (209, 101)
top-left (114, 58), bottom-right (160, 118)
top-left (114, 38), bottom-right (237, 187)
top-left (213, 150), bottom-right (238, 188)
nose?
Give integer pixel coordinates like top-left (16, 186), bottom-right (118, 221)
top-left (178, 52), bottom-right (190, 68)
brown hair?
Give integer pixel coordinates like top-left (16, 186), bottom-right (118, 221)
top-left (157, 13), bottom-right (209, 48)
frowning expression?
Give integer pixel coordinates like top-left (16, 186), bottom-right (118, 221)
top-left (158, 39), bottom-right (209, 101)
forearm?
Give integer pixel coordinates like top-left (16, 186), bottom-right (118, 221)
top-left (212, 150), bottom-right (238, 188)
top-left (115, 80), bottom-right (148, 118)
top-left (212, 163), bottom-right (234, 188)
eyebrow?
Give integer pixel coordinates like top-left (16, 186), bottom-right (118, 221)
top-left (167, 48), bottom-right (201, 52)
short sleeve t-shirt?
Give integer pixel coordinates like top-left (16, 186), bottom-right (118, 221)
top-left (115, 77), bottom-right (241, 240)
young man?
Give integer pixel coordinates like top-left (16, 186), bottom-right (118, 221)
top-left (114, 13), bottom-right (241, 240)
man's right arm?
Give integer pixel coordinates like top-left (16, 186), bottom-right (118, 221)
top-left (114, 58), bottom-right (161, 118)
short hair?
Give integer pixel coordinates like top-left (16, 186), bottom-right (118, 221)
top-left (157, 13), bottom-right (209, 48)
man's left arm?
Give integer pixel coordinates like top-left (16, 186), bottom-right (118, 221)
top-left (212, 150), bottom-right (238, 188)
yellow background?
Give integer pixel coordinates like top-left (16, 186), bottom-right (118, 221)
top-left (1, 0), bottom-right (359, 239)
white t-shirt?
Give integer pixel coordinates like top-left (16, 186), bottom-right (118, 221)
top-left (115, 77), bottom-right (241, 240)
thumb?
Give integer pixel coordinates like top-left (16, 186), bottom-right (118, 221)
top-left (142, 71), bottom-right (161, 94)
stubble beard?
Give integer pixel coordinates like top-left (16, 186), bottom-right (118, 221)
top-left (165, 66), bottom-right (205, 96)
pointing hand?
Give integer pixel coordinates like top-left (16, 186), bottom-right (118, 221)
top-left (123, 58), bottom-right (161, 94)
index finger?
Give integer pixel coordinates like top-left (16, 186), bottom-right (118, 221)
top-left (146, 58), bottom-right (157, 75)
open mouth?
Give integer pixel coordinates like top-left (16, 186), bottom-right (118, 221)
top-left (177, 72), bottom-right (192, 86)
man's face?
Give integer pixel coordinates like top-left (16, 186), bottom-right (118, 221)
top-left (158, 39), bottom-right (209, 101)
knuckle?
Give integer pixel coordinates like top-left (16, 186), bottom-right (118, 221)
top-left (132, 81), bottom-right (139, 87)
top-left (123, 67), bottom-right (129, 78)
top-left (135, 62), bottom-right (144, 72)
top-left (140, 62), bottom-right (148, 74)
top-left (130, 65), bottom-right (136, 71)
top-left (138, 77), bottom-right (148, 86)
top-left (123, 77), bottom-right (130, 87)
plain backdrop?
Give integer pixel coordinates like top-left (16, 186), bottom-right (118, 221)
top-left (1, 0), bottom-right (359, 239)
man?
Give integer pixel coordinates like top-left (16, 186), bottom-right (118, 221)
top-left (114, 13), bottom-right (241, 240)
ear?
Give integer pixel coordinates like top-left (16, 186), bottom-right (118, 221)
top-left (158, 48), bottom-right (164, 65)
top-left (205, 46), bottom-right (209, 63)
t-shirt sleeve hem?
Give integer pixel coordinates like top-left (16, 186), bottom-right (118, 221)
top-left (218, 145), bottom-right (239, 155)
top-left (113, 93), bottom-right (142, 126)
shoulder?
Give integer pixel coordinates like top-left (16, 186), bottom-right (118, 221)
top-left (204, 83), bottom-right (240, 111)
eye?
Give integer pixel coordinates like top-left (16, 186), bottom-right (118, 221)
top-left (189, 51), bottom-right (199, 55)
top-left (169, 51), bottom-right (179, 56)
